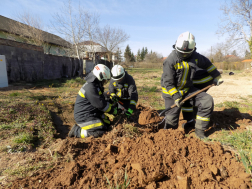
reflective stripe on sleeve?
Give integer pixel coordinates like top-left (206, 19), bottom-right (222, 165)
top-left (78, 90), bottom-right (85, 98)
top-left (196, 115), bottom-right (210, 121)
top-left (181, 107), bottom-right (193, 112)
top-left (130, 100), bottom-right (137, 105)
top-left (102, 102), bottom-right (112, 113)
top-left (193, 76), bottom-right (213, 84)
top-left (207, 65), bottom-right (216, 73)
top-left (168, 87), bottom-right (179, 95)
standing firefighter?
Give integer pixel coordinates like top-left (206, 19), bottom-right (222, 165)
top-left (161, 31), bottom-right (224, 138)
top-left (106, 65), bottom-right (138, 118)
top-left (68, 64), bottom-right (118, 138)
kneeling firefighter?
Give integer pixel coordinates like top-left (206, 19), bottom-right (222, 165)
top-left (105, 65), bottom-right (138, 118)
top-left (68, 64), bottom-right (118, 138)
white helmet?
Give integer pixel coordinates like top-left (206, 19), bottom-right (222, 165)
top-left (92, 64), bottom-right (111, 81)
top-left (111, 65), bottom-right (125, 81)
top-left (175, 31), bottom-right (196, 59)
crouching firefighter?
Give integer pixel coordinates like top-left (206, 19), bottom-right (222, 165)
top-left (181, 68), bottom-right (222, 133)
top-left (161, 31), bottom-right (223, 139)
top-left (68, 64), bottom-right (118, 138)
top-left (105, 65), bottom-right (138, 118)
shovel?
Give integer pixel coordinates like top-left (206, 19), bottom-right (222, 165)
top-left (158, 84), bottom-right (215, 124)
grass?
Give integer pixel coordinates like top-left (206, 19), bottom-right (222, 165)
top-left (212, 129), bottom-right (252, 174)
top-left (105, 168), bottom-right (130, 189)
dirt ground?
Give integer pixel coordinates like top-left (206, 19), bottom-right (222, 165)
top-left (1, 72), bottom-right (252, 188)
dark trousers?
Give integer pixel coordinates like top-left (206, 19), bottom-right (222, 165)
top-left (163, 86), bottom-right (214, 130)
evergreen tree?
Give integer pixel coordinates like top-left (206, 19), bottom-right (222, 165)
top-left (136, 49), bottom-right (141, 62)
top-left (116, 48), bottom-right (122, 63)
top-left (144, 47), bottom-right (148, 56)
top-left (124, 45), bottom-right (132, 63)
top-left (140, 47), bottom-right (145, 61)
top-left (131, 52), bottom-right (135, 62)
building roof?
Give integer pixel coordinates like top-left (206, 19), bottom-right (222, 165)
top-left (242, 59), bottom-right (252, 62)
top-left (0, 15), bottom-right (70, 47)
top-left (78, 41), bottom-right (107, 53)
top-left (78, 41), bottom-right (101, 46)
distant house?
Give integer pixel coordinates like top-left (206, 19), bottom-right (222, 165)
top-left (78, 40), bottom-right (118, 66)
top-left (224, 55), bottom-right (240, 62)
top-left (0, 15), bottom-right (70, 56)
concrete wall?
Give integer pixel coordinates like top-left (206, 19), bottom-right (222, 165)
top-left (0, 39), bottom-right (82, 83)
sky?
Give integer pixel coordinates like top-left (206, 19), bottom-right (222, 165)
top-left (1, 0), bottom-right (229, 57)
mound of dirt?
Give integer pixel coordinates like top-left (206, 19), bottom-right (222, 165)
top-left (9, 131), bottom-right (251, 189)
top-left (138, 106), bottom-right (162, 125)
top-left (6, 104), bottom-right (252, 189)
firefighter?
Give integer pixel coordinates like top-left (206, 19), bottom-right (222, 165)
top-left (106, 65), bottom-right (138, 118)
top-left (161, 31), bottom-right (224, 139)
top-left (68, 64), bottom-right (118, 138)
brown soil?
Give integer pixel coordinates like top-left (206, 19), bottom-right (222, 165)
top-left (5, 103), bottom-right (252, 189)
top-left (1, 82), bottom-right (252, 189)
top-left (138, 105), bottom-right (162, 125)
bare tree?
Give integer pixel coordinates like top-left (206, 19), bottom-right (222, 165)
top-left (9, 11), bottom-right (44, 46)
top-left (51, 0), bottom-right (99, 64)
top-left (217, 0), bottom-right (252, 58)
top-left (95, 25), bottom-right (130, 61)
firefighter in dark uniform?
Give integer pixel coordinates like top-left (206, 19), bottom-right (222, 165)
top-left (161, 31), bottom-right (224, 138)
top-left (68, 64), bottom-right (118, 138)
top-left (106, 65), bottom-right (138, 118)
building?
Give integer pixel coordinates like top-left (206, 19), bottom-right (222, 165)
top-left (0, 15), bottom-right (70, 56)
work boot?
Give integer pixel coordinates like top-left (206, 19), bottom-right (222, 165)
top-left (182, 120), bottom-right (195, 129)
top-left (195, 128), bottom-right (206, 139)
top-left (68, 124), bottom-right (79, 137)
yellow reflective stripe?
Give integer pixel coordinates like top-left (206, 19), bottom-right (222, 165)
top-left (196, 115), bottom-right (210, 121)
top-left (181, 107), bottom-right (193, 112)
top-left (78, 90), bottom-right (85, 98)
top-left (168, 87), bottom-right (179, 95)
top-left (174, 63), bottom-right (183, 70)
top-left (162, 87), bottom-right (169, 94)
top-left (81, 122), bottom-right (103, 130)
top-left (193, 76), bottom-right (213, 84)
top-left (104, 103), bottom-right (112, 113)
top-left (124, 84), bottom-right (128, 88)
top-left (178, 61), bottom-right (189, 90)
top-left (116, 89), bottom-right (122, 97)
top-left (113, 82), bottom-right (116, 86)
top-left (130, 100), bottom-right (137, 105)
top-left (99, 91), bottom-right (102, 95)
top-left (81, 129), bottom-right (86, 138)
top-left (111, 93), bottom-right (116, 97)
top-left (207, 65), bottom-right (216, 73)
